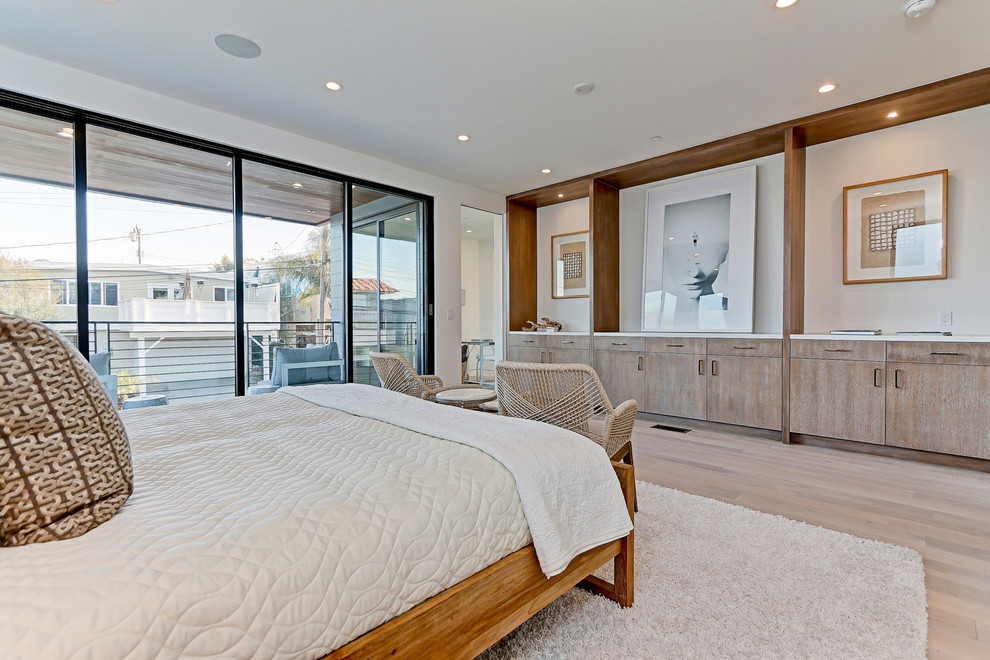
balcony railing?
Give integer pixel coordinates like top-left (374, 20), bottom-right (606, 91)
top-left (45, 319), bottom-right (419, 407)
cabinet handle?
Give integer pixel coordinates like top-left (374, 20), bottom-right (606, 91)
top-left (873, 368), bottom-right (882, 387)
top-left (549, 351), bottom-right (553, 363)
top-left (930, 351), bottom-right (960, 356)
top-left (711, 360), bottom-right (719, 376)
top-left (894, 369), bottom-right (902, 388)
top-left (698, 359), bottom-right (704, 375)
top-left (733, 346), bottom-right (755, 350)
top-left (561, 340), bottom-right (574, 344)
top-left (637, 356), bottom-right (643, 371)
top-left (523, 339), bottom-right (534, 343)
top-left (824, 349), bottom-right (852, 353)
top-left (540, 351), bottom-right (545, 363)
top-left (666, 343), bottom-right (684, 348)
top-left (611, 342), bottom-right (627, 346)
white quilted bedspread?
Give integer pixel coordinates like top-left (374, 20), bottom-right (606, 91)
top-left (0, 385), bottom-right (632, 659)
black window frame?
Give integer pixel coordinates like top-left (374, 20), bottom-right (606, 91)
top-left (0, 87), bottom-right (436, 393)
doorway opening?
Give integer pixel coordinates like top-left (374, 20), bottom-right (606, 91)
top-left (460, 206), bottom-right (502, 388)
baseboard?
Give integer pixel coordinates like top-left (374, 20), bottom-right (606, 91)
top-left (790, 433), bottom-right (990, 473)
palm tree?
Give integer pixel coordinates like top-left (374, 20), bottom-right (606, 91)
top-left (270, 225), bottom-right (334, 344)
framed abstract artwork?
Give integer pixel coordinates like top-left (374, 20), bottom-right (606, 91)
top-left (641, 166), bottom-right (757, 332)
top-left (843, 170), bottom-right (948, 284)
top-left (551, 231), bottom-right (589, 299)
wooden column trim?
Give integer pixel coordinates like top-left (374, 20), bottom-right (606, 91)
top-left (590, 179), bottom-right (620, 333)
top-left (507, 200), bottom-right (537, 331)
top-left (782, 126), bottom-right (807, 443)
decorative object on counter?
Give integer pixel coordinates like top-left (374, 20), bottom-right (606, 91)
top-left (551, 231), bottom-right (590, 299)
top-left (843, 170), bottom-right (948, 284)
top-left (642, 166), bottom-right (757, 333)
top-left (829, 329), bottom-right (883, 335)
top-left (523, 317), bottom-right (563, 332)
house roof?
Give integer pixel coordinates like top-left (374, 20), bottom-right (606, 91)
top-left (352, 278), bottom-right (398, 294)
top-left (1, 3), bottom-right (989, 195)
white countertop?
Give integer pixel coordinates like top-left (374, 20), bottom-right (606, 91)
top-left (593, 332), bottom-right (783, 339)
top-left (795, 334), bottom-right (990, 343)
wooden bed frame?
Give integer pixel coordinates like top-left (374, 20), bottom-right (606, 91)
top-left (325, 461), bottom-right (635, 659)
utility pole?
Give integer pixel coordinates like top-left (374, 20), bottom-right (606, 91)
top-left (129, 224), bottom-right (143, 264)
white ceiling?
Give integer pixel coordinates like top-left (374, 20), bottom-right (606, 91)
top-left (0, 1), bottom-right (988, 197)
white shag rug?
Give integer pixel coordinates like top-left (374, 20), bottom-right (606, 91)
top-left (480, 481), bottom-right (927, 660)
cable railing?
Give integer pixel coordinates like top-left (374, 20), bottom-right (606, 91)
top-left (44, 319), bottom-right (419, 406)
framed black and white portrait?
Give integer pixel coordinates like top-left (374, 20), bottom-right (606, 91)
top-left (642, 167), bottom-right (757, 332)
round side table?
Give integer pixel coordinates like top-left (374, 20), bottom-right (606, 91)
top-left (434, 388), bottom-right (497, 410)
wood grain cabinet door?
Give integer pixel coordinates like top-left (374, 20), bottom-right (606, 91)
top-left (645, 352), bottom-right (707, 419)
top-left (505, 346), bottom-right (545, 363)
top-left (707, 355), bottom-right (782, 430)
top-left (594, 351), bottom-right (645, 408)
top-left (790, 359), bottom-right (885, 444)
top-left (885, 362), bottom-right (990, 459)
top-left (548, 348), bottom-right (591, 365)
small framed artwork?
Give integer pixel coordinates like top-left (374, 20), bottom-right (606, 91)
top-left (843, 170), bottom-right (948, 284)
top-left (641, 166), bottom-right (757, 332)
top-left (551, 231), bottom-right (590, 299)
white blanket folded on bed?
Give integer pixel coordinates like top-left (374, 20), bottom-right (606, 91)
top-left (284, 384), bottom-right (633, 577)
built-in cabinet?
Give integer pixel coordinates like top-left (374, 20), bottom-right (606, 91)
top-left (506, 334), bottom-right (591, 366)
top-left (593, 335), bottom-right (782, 431)
top-left (790, 339), bottom-right (990, 460)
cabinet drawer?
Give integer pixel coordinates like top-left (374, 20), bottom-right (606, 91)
top-left (790, 339), bottom-right (885, 362)
top-left (886, 342), bottom-right (990, 366)
top-left (594, 336), bottom-right (648, 352)
top-left (548, 335), bottom-right (591, 350)
top-left (707, 338), bottom-right (781, 358)
top-left (507, 334), bottom-right (547, 349)
top-left (646, 337), bottom-right (706, 354)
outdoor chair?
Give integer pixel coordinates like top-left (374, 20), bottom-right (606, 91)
top-left (369, 351), bottom-right (483, 402)
top-left (495, 360), bottom-right (638, 472)
top-left (248, 342), bottom-right (344, 395)
top-left (89, 350), bottom-right (118, 406)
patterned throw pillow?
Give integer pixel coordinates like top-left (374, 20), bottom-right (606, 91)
top-left (0, 313), bottom-right (133, 546)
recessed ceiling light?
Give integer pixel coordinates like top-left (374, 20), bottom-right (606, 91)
top-left (650, 136), bottom-right (663, 143)
top-left (225, 161), bottom-right (231, 167)
top-left (775, 0), bottom-right (798, 7)
top-left (557, 193), bottom-right (564, 198)
top-left (292, 182), bottom-right (303, 189)
top-left (465, 230), bottom-right (472, 233)
top-left (264, 216), bottom-right (272, 220)
top-left (404, 217), bottom-right (412, 221)
top-left (457, 134), bottom-right (470, 142)
top-left (57, 127), bottom-right (74, 138)
top-left (573, 82), bottom-right (594, 95)
top-left (325, 81), bottom-right (342, 91)
top-left (668, 236), bottom-right (675, 240)
top-left (307, 210), bottom-right (316, 214)
top-left (873, 192), bottom-right (884, 196)
top-left (215, 34), bottom-right (261, 59)
top-left (541, 168), bottom-right (552, 174)
top-left (818, 83), bottom-right (837, 94)
top-left (887, 111), bottom-right (899, 118)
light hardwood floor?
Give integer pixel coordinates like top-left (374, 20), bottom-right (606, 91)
top-left (631, 419), bottom-right (990, 659)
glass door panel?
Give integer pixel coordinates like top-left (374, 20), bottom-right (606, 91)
top-left (351, 185), bottom-right (424, 385)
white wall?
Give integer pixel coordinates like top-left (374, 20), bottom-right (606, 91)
top-left (536, 198), bottom-right (591, 332)
top-left (805, 104), bottom-right (990, 335)
top-left (0, 46), bottom-right (505, 383)
top-left (460, 239), bottom-right (481, 341)
top-left (618, 155), bottom-right (785, 333)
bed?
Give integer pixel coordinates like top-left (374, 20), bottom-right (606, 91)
top-left (0, 383), bottom-right (634, 659)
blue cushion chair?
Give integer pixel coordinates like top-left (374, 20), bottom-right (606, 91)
top-left (89, 350), bottom-right (119, 406)
top-left (248, 342), bottom-right (345, 395)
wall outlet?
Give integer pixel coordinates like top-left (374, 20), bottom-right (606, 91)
top-left (446, 308), bottom-right (453, 321)
top-left (938, 311), bottom-right (953, 326)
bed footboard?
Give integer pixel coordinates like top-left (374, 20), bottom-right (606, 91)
top-left (324, 461), bottom-right (634, 659)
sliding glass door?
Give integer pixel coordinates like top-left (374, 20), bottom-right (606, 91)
top-left (351, 186), bottom-right (425, 385)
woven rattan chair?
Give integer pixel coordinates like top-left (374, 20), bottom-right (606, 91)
top-left (369, 351), bottom-right (483, 402)
top-left (495, 361), bottom-right (637, 465)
